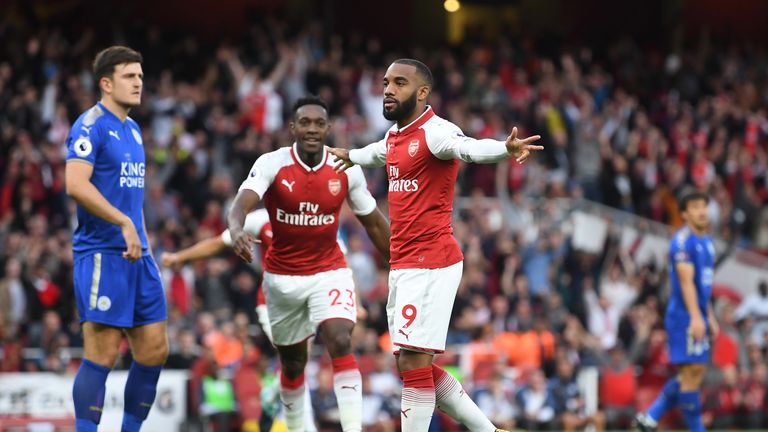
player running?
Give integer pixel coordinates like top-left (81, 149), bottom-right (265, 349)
top-left (633, 190), bottom-right (718, 432)
top-left (228, 95), bottom-right (390, 432)
top-left (328, 59), bottom-right (542, 432)
top-left (161, 208), bottom-right (353, 431)
top-left (65, 46), bottom-right (167, 432)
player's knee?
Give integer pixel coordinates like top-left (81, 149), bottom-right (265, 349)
top-left (326, 331), bottom-right (352, 356)
top-left (397, 350), bottom-right (433, 371)
top-left (683, 363), bottom-right (706, 377)
top-left (282, 357), bottom-right (307, 378)
top-left (679, 364), bottom-right (706, 388)
top-left (154, 339), bottom-right (170, 364)
top-left (133, 337), bottom-right (169, 366)
top-left (88, 349), bottom-right (120, 368)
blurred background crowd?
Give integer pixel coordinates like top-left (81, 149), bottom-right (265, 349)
top-left (2, 0), bottom-right (768, 430)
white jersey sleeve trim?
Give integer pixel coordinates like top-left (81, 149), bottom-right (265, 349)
top-left (220, 230), bottom-right (233, 246)
top-left (349, 136), bottom-right (388, 168)
top-left (425, 118), bottom-right (510, 163)
top-left (345, 165), bottom-right (378, 216)
top-left (238, 148), bottom-right (292, 198)
top-left (221, 209), bottom-right (270, 246)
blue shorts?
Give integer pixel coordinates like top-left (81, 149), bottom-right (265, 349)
top-left (74, 252), bottom-right (167, 328)
top-left (666, 322), bottom-right (710, 365)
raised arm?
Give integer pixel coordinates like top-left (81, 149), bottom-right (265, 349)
top-left (429, 125), bottom-right (542, 164)
top-left (264, 44), bottom-right (293, 88)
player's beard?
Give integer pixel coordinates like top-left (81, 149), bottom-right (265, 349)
top-left (694, 219), bottom-right (710, 232)
top-left (383, 90), bottom-right (418, 122)
top-left (686, 213), bottom-right (709, 233)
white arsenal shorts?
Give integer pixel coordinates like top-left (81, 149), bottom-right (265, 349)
top-left (386, 261), bottom-right (463, 354)
top-left (263, 268), bottom-right (357, 346)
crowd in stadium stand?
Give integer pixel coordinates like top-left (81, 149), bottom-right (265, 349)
top-left (1, 15), bottom-right (768, 431)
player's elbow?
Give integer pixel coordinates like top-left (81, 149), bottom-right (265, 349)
top-left (64, 165), bottom-right (92, 200)
top-left (65, 176), bottom-right (83, 199)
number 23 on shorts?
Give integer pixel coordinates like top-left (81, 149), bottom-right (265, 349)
top-left (329, 288), bottom-right (355, 307)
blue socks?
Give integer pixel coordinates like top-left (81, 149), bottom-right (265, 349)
top-left (122, 361), bottom-right (163, 432)
top-left (678, 390), bottom-right (705, 432)
top-left (647, 377), bottom-right (680, 422)
top-left (73, 359), bottom-right (111, 432)
top-left (646, 378), bottom-right (704, 431)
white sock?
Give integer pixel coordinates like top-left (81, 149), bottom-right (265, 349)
top-left (280, 373), bottom-right (305, 432)
top-left (434, 365), bottom-right (496, 432)
top-left (331, 354), bottom-right (362, 432)
top-left (401, 367), bottom-right (436, 432)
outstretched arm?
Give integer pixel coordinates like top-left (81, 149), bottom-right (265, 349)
top-left (329, 138), bottom-right (388, 172)
top-left (430, 126), bottom-right (543, 164)
top-left (228, 189), bottom-right (261, 262)
top-left (161, 236), bottom-right (227, 268)
top-left (355, 208), bottom-right (391, 263)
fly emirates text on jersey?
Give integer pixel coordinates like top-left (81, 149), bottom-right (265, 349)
top-left (275, 201), bottom-right (336, 226)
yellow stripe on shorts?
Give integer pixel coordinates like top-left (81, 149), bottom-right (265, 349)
top-left (89, 253), bottom-right (102, 310)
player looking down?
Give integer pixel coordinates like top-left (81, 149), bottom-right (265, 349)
top-left (634, 190), bottom-right (718, 432)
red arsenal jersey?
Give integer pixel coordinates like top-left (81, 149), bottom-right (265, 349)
top-left (349, 106), bottom-right (510, 270)
top-left (239, 144), bottom-right (377, 275)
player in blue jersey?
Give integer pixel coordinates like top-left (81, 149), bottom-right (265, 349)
top-left (65, 46), bottom-right (167, 432)
top-left (633, 190), bottom-right (718, 432)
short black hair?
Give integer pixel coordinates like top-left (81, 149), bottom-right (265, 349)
top-left (292, 95), bottom-right (329, 119)
top-left (93, 46), bottom-right (143, 82)
top-left (678, 188), bottom-right (710, 211)
top-left (393, 58), bottom-right (434, 87)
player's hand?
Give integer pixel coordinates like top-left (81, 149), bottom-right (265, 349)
top-left (232, 230), bottom-right (258, 263)
top-left (328, 148), bottom-right (354, 172)
top-left (505, 127), bottom-right (543, 163)
top-left (356, 303), bottom-right (368, 321)
top-left (161, 252), bottom-right (180, 269)
top-left (708, 316), bottom-right (720, 340)
top-left (120, 218), bottom-right (142, 262)
top-left (688, 314), bottom-right (707, 342)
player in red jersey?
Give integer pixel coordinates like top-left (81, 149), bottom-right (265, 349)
top-left (228, 96), bottom-right (390, 432)
top-left (329, 59), bottom-right (542, 432)
top-left (161, 208), bottom-right (323, 431)
top-left (161, 209), bottom-right (353, 338)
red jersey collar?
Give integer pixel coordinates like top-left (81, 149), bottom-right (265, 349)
top-left (393, 105), bottom-right (434, 134)
top-left (291, 143), bottom-right (328, 172)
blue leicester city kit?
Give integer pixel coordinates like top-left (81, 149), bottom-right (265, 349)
top-left (665, 226), bottom-right (715, 364)
top-left (66, 102), bottom-right (166, 328)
